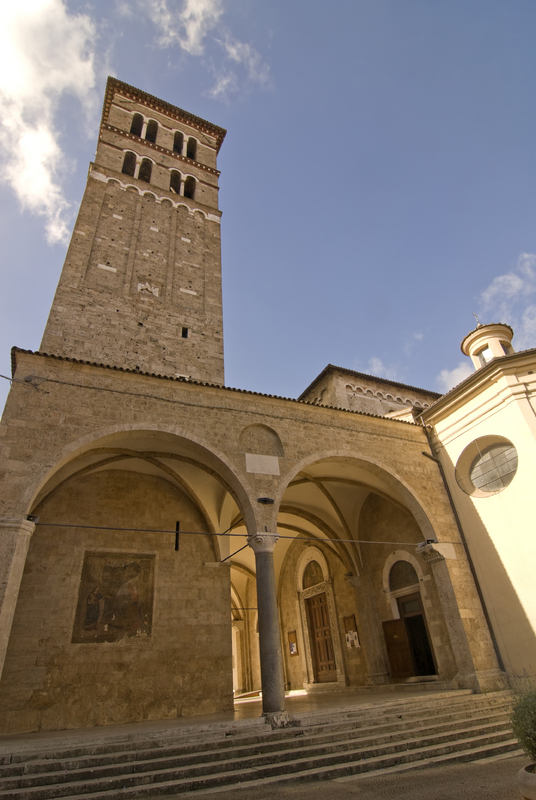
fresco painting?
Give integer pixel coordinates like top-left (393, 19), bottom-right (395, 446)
top-left (72, 552), bottom-right (155, 643)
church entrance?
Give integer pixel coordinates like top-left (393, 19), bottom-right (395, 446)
top-left (306, 593), bottom-right (337, 683)
top-left (383, 592), bottom-right (436, 679)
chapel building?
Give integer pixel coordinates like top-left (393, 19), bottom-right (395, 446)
top-left (0, 79), bottom-right (534, 735)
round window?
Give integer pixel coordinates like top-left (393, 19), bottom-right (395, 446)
top-left (456, 436), bottom-right (518, 497)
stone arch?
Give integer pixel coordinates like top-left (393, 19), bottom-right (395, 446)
top-left (20, 424), bottom-right (257, 538)
top-left (382, 549), bottom-right (425, 594)
top-left (276, 451), bottom-right (438, 543)
top-left (382, 549), bottom-right (426, 619)
top-left (295, 546), bottom-right (329, 589)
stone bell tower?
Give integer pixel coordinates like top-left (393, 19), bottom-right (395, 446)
top-left (41, 77), bottom-right (226, 384)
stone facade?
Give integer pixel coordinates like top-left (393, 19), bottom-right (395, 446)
top-left (0, 80), bottom-right (513, 736)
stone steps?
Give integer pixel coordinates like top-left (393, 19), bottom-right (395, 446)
top-left (0, 690), bottom-right (521, 799)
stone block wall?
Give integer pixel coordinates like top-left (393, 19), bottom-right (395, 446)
top-left (40, 175), bottom-right (224, 382)
top-left (0, 469), bottom-right (231, 734)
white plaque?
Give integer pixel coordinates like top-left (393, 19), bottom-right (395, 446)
top-left (245, 454), bottom-right (280, 475)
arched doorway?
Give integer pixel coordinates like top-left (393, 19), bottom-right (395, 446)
top-left (299, 555), bottom-right (339, 684)
top-left (382, 560), bottom-right (437, 680)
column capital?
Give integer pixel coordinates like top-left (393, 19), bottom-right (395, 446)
top-left (0, 518), bottom-right (36, 537)
top-left (248, 532), bottom-right (279, 554)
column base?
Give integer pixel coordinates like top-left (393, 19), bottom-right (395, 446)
top-left (264, 712), bottom-right (299, 729)
top-left (454, 668), bottom-right (510, 693)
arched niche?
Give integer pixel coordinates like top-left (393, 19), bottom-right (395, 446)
top-left (296, 546), bottom-right (329, 589)
top-left (382, 549), bottom-right (425, 618)
top-left (238, 424), bottom-right (284, 457)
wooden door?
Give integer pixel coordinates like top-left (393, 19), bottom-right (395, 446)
top-left (397, 593), bottom-right (436, 676)
top-left (306, 593), bottom-right (337, 682)
top-left (383, 618), bottom-right (414, 679)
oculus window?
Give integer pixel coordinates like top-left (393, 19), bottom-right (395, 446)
top-left (455, 436), bottom-right (518, 497)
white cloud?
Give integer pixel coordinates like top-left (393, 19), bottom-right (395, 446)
top-left (478, 252), bottom-right (536, 350)
top-left (436, 252), bottom-right (536, 393)
top-left (145, 0), bottom-right (270, 98)
top-left (209, 71), bottom-right (238, 99)
top-left (436, 361), bottom-right (473, 393)
top-left (404, 331), bottom-right (424, 356)
top-left (221, 37), bottom-right (271, 87)
top-left (0, 0), bottom-right (96, 244)
top-left (366, 357), bottom-right (399, 381)
top-left (148, 0), bottom-right (223, 54)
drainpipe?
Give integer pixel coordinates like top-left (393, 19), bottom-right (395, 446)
top-left (420, 423), bottom-right (505, 673)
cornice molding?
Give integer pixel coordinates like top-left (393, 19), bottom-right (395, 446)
top-left (102, 77), bottom-right (226, 152)
top-left (100, 124), bottom-right (221, 176)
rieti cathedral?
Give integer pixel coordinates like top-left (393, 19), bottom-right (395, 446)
top-left (0, 78), bottom-right (534, 735)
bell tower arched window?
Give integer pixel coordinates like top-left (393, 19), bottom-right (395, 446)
top-left (186, 137), bottom-right (197, 160)
top-left (173, 132), bottom-right (184, 154)
top-left (130, 114), bottom-right (143, 137)
top-left (145, 120), bottom-right (158, 144)
top-left (183, 176), bottom-right (195, 199)
top-left (121, 151), bottom-right (136, 177)
top-left (170, 171), bottom-right (181, 194)
top-left (138, 158), bottom-right (152, 183)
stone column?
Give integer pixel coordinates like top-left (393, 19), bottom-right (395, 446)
top-left (248, 532), bottom-right (286, 714)
top-left (0, 518), bottom-right (35, 679)
top-left (418, 543), bottom-right (507, 692)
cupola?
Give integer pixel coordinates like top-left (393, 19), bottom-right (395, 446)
top-left (461, 322), bottom-right (515, 370)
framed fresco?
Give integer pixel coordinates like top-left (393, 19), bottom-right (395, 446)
top-left (72, 552), bottom-right (155, 643)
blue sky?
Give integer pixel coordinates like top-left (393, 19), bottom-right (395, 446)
top-left (1, 0), bottom-right (536, 412)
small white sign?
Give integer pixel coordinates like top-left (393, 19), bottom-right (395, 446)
top-left (245, 454), bottom-right (280, 475)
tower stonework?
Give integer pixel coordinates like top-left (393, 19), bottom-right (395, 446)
top-left (41, 78), bottom-right (226, 383)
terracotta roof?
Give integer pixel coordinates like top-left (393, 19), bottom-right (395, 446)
top-left (298, 364), bottom-right (441, 402)
top-left (11, 348), bottom-right (418, 427)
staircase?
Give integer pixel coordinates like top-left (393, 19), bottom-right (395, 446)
top-left (0, 690), bottom-right (521, 799)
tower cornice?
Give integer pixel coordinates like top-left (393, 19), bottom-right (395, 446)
top-left (102, 77), bottom-right (227, 152)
